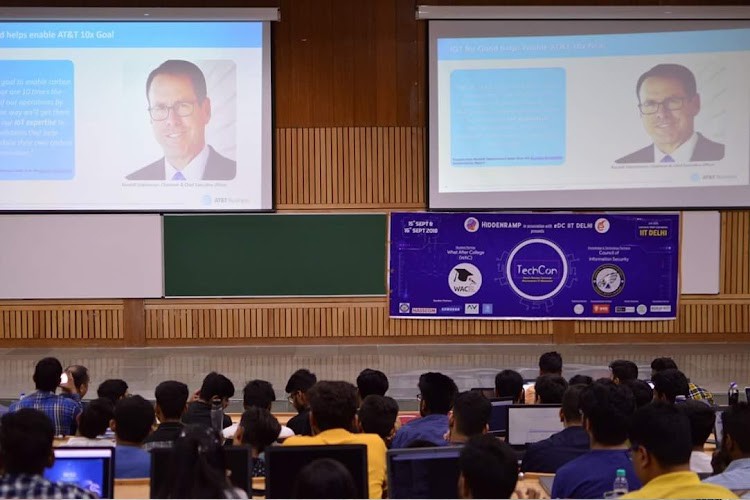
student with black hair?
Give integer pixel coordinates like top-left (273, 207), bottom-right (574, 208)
top-left (651, 368), bottom-right (689, 403)
top-left (291, 458), bottom-right (357, 499)
top-left (223, 379), bottom-right (293, 442)
top-left (447, 391), bottom-right (491, 444)
top-left (521, 384), bottom-right (590, 473)
top-left (651, 357), bottom-right (714, 404)
top-left (357, 395), bottom-right (399, 447)
top-left (551, 381), bottom-right (641, 498)
top-left (285, 369), bottom-right (317, 436)
top-left (534, 374), bottom-right (568, 404)
top-left (703, 402), bottom-right (750, 493)
top-left (568, 374), bottom-right (594, 386)
top-left (97, 379), bottom-right (130, 404)
top-left (525, 351), bottom-right (563, 404)
top-left (356, 368), bottom-right (389, 399)
top-left (182, 372), bottom-right (234, 429)
top-left (234, 406), bottom-right (281, 478)
top-left (111, 395), bottom-right (155, 478)
top-left (609, 360), bottom-right (639, 384)
top-left (458, 434), bottom-right (519, 499)
top-left (494, 369), bottom-right (524, 403)
top-left (676, 399), bottom-right (715, 473)
top-left (623, 379), bottom-right (654, 409)
top-left (143, 380), bottom-right (189, 451)
top-left (0, 409), bottom-right (97, 498)
top-left (64, 398), bottom-right (116, 447)
top-left (391, 372), bottom-right (458, 448)
top-left (623, 402), bottom-right (736, 498)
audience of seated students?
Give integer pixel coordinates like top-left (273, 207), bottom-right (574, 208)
top-left (494, 369), bottom-right (524, 403)
top-left (224, 379), bottom-right (293, 440)
top-left (63, 398), bottom-right (116, 447)
top-left (609, 359), bottom-right (639, 384)
top-left (703, 402), bottom-right (750, 494)
top-left (0, 409), bottom-right (97, 499)
top-left (97, 379), bottom-right (130, 404)
top-left (623, 402), bottom-right (737, 499)
top-left (568, 374), bottom-right (593, 386)
top-left (357, 395), bottom-right (399, 447)
top-left (283, 381), bottom-right (387, 499)
top-left (158, 425), bottom-right (248, 499)
top-left (391, 372), bottom-right (458, 448)
top-left (551, 380), bottom-right (641, 498)
top-left (526, 351), bottom-right (563, 404)
top-left (9, 357), bottom-right (82, 436)
top-left (182, 372), bottom-right (234, 430)
top-left (651, 356), bottom-right (714, 404)
top-left (447, 391), bottom-right (491, 444)
top-left (623, 379), bottom-right (654, 409)
top-left (291, 458), bottom-right (357, 499)
top-left (111, 395), bottom-right (155, 478)
top-left (356, 368), bottom-right (389, 400)
top-left (652, 368), bottom-right (690, 403)
top-left (143, 380), bottom-right (189, 451)
top-left (285, 368), bottom-right (317, 436)
top-left (676, 399), bottom-right (715, 474)
top-left (457, 434), bottom-right (519, 499)
top-left (234, 406), bottom-right (281, 478)
top-left (521, 384), bottom-right (590, 473)
top-left (534, 374), bottom-right (568, 404)
top-left (65, 365), bottom-right (90, 399)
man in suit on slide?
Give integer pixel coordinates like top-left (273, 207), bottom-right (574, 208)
top-left (615, 63), bottom-right (724, 164)
top-left (126, 60), bottom-right (236, 181)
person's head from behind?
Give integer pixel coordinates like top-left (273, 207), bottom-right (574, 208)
top-left (628, 402), bottom-right (692, 485)
top-left (286, 369), bottom-right (317, 412)
top-left (417, 372), bottom-right (458, 417)
top-left (97, 379), bottom-right (129, 404)
top-left (291, 458), bottom-right (357, 499)
top-left (539, 351), bottom-right (563, 376)
top-left (568, 374), bottom-right (593, 386)
top-left (534, 374), bottom-right (568, 404)
top-left (111, 395), bottom-right (155, 445)
top-left (720, 402), bottom-right (750, 460)
top-left (650, 356), bottom-right (678, 379)
top-left (358, 395), bottom-right (399, 444)
top-left (560, 384), bottom-right (586, 426)
top-left (243, 379), bottom-right (276, 410)
top-left (579, 380), bottom-right (635, 446)
top-left (495, 369), bottom-right (524, 403)
top-left (636, 64), bottom-right (700, 155)
top-left (235, 406), bottom-right (281, 454)
top-left (146, 60), bottom-right (211, 169)
top-left (449, 391), bottom-right (492, 443)
top-left (676, 399), bottom-right (715, 451)
top-left (651, 368), bottom-right (689, 403)
top-left (0, 409), bottom-right (55, 475)
top-left (66, 364), bottom-right (90, 397)
top-left (458, 434), bottom-right (519, 499)
top-left (155, 380), bottom-right (189, 423)
top-left (199, 372), bottom-right (235, 409)
top-left (77, 398), bottom-right (115, 439)
top-left (307, 381), bottom-right (358, 433)
top-left (623, 379), bottom-right (654, 409)
top-left (162, 425), bottom-right (230, 499)
top-left (356, 368), bottom-right (389, 399)
top-left (33, 357), bottom-right (63, 392)
top-left (609, 359), bottom-right (639, 384)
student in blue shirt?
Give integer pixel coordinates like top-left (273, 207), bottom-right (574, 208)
top-left (391, 372), bottom-right (457, 448)
top-left (111, 395), bottom-right (155, 478)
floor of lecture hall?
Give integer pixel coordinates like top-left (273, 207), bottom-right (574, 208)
top-left (0, 343), bottom-right (746, 407)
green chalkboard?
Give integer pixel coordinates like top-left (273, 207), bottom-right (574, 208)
top-left (163, 214), bottom-right (387, 296)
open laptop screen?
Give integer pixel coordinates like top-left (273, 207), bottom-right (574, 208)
top-left (507, 405), bottom-right (563, 446)
top-left (488, 399), bottom-right (514, 435)
top-left (387, 445), bottom-right (463, 499)
top-left (45, 447), bottom-right (114, 499)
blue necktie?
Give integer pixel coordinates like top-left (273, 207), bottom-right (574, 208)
top-left (661, 155), bottom-right (675, 163)
top-left (172, 171), bottom-right (186, 181)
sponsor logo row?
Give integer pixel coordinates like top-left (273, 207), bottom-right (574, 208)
top-left (400, 302), bottom-right (671, 316)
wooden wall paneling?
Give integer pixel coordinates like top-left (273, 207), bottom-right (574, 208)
top-left (721, 211), bottom-right (750, 295)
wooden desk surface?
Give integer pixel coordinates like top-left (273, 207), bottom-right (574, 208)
top-left (514, 473), bottom-right (552, 499)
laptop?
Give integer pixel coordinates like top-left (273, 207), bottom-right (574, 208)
top-left (506, 405), bottom-right (563, 448)
top-left (265, 444), bottom-right (368, 499)
top-left (539, 475), bottom-right (555, 496)
top-left (387, 446), bottom-right (463, 499)
top-left (488, 398), bottom-right (515, 436)
top-left (714, 409), bottom-right (724, 448)
top-left (45, 447), bottom-right (115, 499)
top-left (150, 445), bottom-right (252, 498)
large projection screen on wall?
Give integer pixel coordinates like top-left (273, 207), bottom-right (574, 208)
top-left (426, 7), bottom-right (750, 209)
top-left (0, 8), bottom-right (274, 211)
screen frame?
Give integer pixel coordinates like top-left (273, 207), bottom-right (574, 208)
top-left (48, 446), bottom-right (115, 499)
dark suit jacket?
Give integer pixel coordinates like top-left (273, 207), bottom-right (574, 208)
top-left (615, 133), bottom-right (725, 164)
top-left (126, 146), bottom-right (236, 181)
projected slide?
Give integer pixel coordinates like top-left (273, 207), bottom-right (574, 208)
top-left (0, 21), bottom-right (270, 211)
top-left (431, 24), bottom-right (750, 208)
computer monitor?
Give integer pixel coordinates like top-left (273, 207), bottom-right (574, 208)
top-left (45, 447), bottom-right (114, 499)
top-left (387, 446), bottom-right (463, 499)
top-left (150, 445), bottom-right (252, 498)
top-left (507, 404), bottom-right (563, 447)
top-left (488, 398), bottom-right (515, 436)
top-left (265, 444), bottom-right (368, 499)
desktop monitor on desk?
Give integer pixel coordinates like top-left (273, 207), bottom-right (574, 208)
top-left (507, 405), bottom-right (564, 447)
top-left (387, 446), bottom-right (464, 499)
top-left (45, 447), bottom-right (114, 499)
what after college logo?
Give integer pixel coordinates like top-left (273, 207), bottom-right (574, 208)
top-left (448, 263), bottom-right (482, 297)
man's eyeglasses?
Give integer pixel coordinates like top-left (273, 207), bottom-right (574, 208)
top-left (148, 101), bottom-right (196, 121)
top-left (288, 391), bottom-right (300, 404)
top-left (638, 96), bottom-right (690, 115)
top-left (416, 393), bottom-right (423, 402)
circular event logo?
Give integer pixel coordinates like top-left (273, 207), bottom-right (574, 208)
top-left (448, 263), bottom-right (482, 297)
top-left (595, 218), bottom-right (610, 234)
top-left (592, 264), bottom-right (625, 297)
top-left (573, 304), bottom-right (584, 315)
top-left (505, 239), bottom-right (568, 301)
top-left (637, 304), bottom-right (647, 315)
top-left (464, 217), bottom-right (479, 233)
